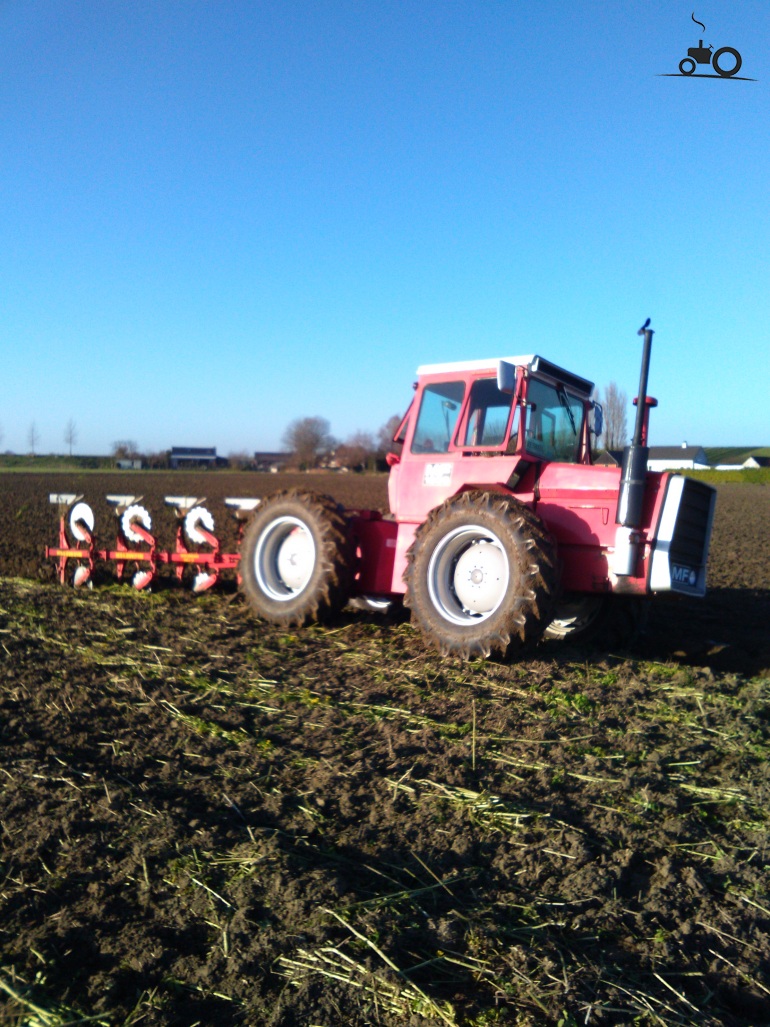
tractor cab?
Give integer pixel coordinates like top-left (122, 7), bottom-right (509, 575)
top-left (387, 355), bottom-right (600, 522)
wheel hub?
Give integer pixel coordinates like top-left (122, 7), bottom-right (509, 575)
top-left (254, 516), bottom-right (317, 600)
top-left (426, 524), bottom-right (510, 625)
top-left (277, 528), bottom-right (314, 590)
top-left (453, 541), bottom-right (507, 614)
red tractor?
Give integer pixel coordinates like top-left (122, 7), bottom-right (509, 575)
top-left (240, 321), bottom-right (717, 658)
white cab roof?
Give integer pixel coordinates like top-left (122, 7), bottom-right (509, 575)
top-left (416, 355), bottom-right (535, 375)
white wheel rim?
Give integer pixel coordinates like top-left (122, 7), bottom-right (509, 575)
top-left (254, 516), bottom-right (316, 601)
top-left (427, 524), bottom-right (509, 626)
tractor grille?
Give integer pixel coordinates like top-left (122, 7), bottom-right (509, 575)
top-left (669, 479), bottom-right (716, 568)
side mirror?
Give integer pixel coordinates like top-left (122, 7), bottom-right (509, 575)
top-left (497, 360), bottom-right (517, 394)
top-left (592, 402), bottom-right (604, 437)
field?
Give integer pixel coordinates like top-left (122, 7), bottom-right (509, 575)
top-left (1, 472), bottom-right (769, 1026)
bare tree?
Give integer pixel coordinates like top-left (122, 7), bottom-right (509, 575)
top-left (64, 418), bottom-right (78, 457)
top-left (145, 450), bottom-right (169, 470)
top-left (601, 382), bottom-right (628, 450)
top-left (112, 440), bottom-right (140, 460)
top-left (282, 416), bottom-right (335, 469)
top-left (28, 422), bottom-right (40, 456)
top-left (336, 431), bottom-right (375, 471)
top-left (377, 413), bottom-right (404, 455)
top-left (228, 450), bottom-right (253, 470)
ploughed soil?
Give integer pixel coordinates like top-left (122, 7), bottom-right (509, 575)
top-left (1, 473), bottom-right (769, 1026)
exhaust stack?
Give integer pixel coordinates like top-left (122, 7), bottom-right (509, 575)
top-left (614, 319), bottom-right (654, 575)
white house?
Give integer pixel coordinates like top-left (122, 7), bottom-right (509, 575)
top-left (646, 444), bottom-right (709, 472)
top-left (713, 455), bottom-right (770, 471)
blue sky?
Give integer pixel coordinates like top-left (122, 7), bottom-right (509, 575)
top-left (1, 0), bottom-right (767, 456)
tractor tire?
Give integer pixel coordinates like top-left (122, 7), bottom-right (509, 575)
top-left (240, 489), bottom-right (354, 628)
top-left (404, 490), bottom-right (558, 660)
top-left (544, 594), bottom-right (646, 648)
top-left (712, 46), bottom-right (741, 77)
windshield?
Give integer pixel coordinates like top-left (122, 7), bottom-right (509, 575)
top-left (524, 378), bottom-right (584, 462)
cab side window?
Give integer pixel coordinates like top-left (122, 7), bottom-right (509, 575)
top-left (411, 381), bottom-right (466, 454)
top-left (462, 378), bottom-right (514, 448)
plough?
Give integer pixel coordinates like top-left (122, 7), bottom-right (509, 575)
top-left (46, 494), bottom-right (260, 591)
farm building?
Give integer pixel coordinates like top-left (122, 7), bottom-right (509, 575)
top-left (253, 451), bottom-right (291, 472)
top-left (594, 446), bottom-right (709, 471)
top-left (713, 455), bottom-right (770, 471)
top-left (646, 445), bottom-right (708, 471)
top-left (169, 446), bottom-right (223, 469)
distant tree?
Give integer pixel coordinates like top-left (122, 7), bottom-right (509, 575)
top-left (601, 382), bottom-right (628, 450)
top-left (282, 416), bottom-right (335, 469)
top-left (112, 440), bottom-right (140, 461)
top-left (64, 418), bottom-right (77, 457)
top-left (228, 450), bottom-right (253, 470)
top-left (336, 431), bottom-right (375, 471)
top-left (377, 413), bottom-right (404, 455)
top-left (27, 422), bottom-right (40, 456)
top-left (145, 450), bottom-right (169, 470)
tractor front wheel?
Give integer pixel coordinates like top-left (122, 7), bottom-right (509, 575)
top-left (405, 490), bottom-right (558, 660)
top-left (240, 490), bottom-right (354, 627)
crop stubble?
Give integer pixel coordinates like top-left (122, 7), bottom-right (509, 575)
top-left (0, 473), bottom-right (768, 1026)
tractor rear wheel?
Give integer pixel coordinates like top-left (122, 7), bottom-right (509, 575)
top-left (240, 490), bottom-right (354, 627)
top-left (712, 46), bottom-right (741, 77)
top-left (404, 490), bottom-right (558, 660)
top-left (544, 594), bottom-right (646, 647)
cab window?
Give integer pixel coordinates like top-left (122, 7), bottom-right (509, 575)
top-left (411, 381), bottom-right (465, 454)
top-left (462, 377), bottom-right (515, 448)
top-left (524, 378), bottom-right (584, 462)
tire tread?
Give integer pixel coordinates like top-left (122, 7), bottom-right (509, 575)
top-left (240, 489), bottom-right (354, 627)
top-left (404, 490), bottom-right (559, 660)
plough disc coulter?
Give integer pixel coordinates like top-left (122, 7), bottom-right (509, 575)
top-left (46, 493), bottom-right (260, 591)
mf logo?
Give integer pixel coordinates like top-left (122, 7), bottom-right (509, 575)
top-left (672, 565), bottom-right (698, 587)
top-left (661, 12), bottom-right (754, 80)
